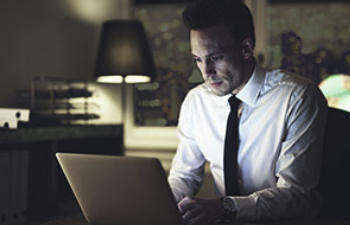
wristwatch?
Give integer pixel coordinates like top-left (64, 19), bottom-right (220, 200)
top-left (220, 197), bottom-right (237, 222)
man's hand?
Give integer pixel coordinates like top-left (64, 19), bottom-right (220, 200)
top-left (178, 196), bottom-right (225, 225)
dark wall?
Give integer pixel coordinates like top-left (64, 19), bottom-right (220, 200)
top-left (0, 0), bottom-right (125, 108)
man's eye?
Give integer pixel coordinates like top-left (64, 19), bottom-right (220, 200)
top-left (193, 58), bottom-right (202, 63)
top-left (210, 55), bottom-right (223, 61)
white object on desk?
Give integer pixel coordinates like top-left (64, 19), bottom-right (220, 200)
top-left (0, 108), bottom-right (30, 129)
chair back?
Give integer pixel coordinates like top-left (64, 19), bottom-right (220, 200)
top-left (319, 107), bottom-right (350, 218)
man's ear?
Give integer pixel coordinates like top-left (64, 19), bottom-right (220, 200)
top-left (241, 38), bottom-right (254, 59)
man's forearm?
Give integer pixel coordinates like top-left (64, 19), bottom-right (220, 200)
top-left (230, 186), bottom-right (321, 222)
top-left (168, 171), bottom-right (205, 203)
top-left (168, 177), bottom-right (193, 202)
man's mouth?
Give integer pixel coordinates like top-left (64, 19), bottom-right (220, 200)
top-left (210, 81), bottom-right (223, 88)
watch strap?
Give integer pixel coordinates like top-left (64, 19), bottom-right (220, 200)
top-left (220, 197), bottom-right (237, 223)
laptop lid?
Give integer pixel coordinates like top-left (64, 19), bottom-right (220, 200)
top-left (56, 153), bottom-right (185, 225)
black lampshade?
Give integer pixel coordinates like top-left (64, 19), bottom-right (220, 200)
top-left (95, 20), bottom-right (156, 83)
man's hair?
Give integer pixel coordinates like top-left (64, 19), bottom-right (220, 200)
top-left (182, 0), bottom-right (255, 47)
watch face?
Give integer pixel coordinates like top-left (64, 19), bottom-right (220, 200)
top-left (221, 197), bottom-right (237, 222)
top-left (222, 197), bottom-right (235, 212)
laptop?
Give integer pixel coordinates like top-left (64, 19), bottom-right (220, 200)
top-left (56, 153), bottom-right (186, 225)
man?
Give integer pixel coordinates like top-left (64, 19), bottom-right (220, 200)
top-left (167, 0), bottom-right (328, 224)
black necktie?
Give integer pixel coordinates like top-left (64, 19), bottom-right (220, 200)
top-left (224, 95), bottom-right (241, 196)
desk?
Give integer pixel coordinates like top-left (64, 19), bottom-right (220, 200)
top-left (25, 200), bottom-right (87, 225)
top-left (0, 125), bottom-right (123, 224)
top-left (0, 125), bottom-right (123, 145)
top-left (24, 200), bottom-right (350, 225)
top-left (27, 214), bottom-right (350, 225)
top-left (26, 213), bottom-right (87, 225)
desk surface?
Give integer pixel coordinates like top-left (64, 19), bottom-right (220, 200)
top-left (26, 212), bottom-right (350, 225)
top-left (25, 197), bottom-right (350, 225)
top-left (0, 125), bottom-right (123, 145)
top-left (27, 214), bottom-right (87, 225)
top-left (24, 199), bottom-right (87, 225)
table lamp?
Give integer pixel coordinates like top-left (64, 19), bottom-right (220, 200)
top-left (95, 20), bottom-right (156, 84)
top-left (94, 19), bottom-right (156, 126)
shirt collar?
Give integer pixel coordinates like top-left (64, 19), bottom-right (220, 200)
top-left (207, 65), bottom-right (266, 107)
top-left (236, 64), bottom-right (266, 107)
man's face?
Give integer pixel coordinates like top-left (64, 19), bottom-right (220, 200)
top-left (190, 26), bottom-right (246, 96)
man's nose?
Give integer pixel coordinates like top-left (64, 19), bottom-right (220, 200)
top-left (202, 60), bottom-right (216, 79)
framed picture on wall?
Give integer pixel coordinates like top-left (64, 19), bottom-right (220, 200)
top-left (269, 0), bottom-right (349, 2)
top-left (132, 3), bottom-right (202, 127)
top-left (134, 0), bottom-right (191, 5)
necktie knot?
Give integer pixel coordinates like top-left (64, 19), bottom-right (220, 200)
top-left (228, 96), bottom-right (241, 111)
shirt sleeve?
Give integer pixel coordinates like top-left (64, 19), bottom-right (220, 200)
top-left (168, 94), bottom-right (206, 203)
top-left (231, 83), bottom-right (328, 222)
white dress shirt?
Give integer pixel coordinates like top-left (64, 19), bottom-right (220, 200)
top-left (168, 65), bottom-right (328, 222)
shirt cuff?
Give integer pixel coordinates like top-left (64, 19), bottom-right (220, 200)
top-left (229, 194), bottom-right (259, 219)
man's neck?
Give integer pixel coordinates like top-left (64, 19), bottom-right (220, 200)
top-left (232, 57), bottom-right (256, 95)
